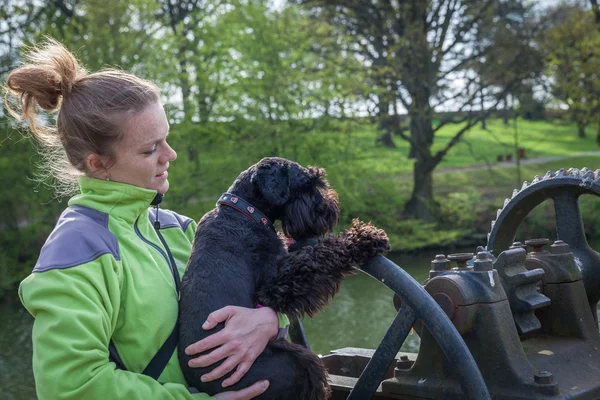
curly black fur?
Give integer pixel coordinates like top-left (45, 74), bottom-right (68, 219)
top-left (255, 219), bottom-right (390, 319)
top-left (178, 157), bottom-right (389, 400)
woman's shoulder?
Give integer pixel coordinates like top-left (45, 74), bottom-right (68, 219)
top-left (148, 207), bottom-right (194, 232)
top-left (34, 205), bottom-right (120, 273)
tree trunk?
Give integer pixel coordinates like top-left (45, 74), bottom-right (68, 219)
top-left (596, 123), bottom-right (600, 148)
top-left (376, 130), bottom-right (396, 147)
top-left (578, 120), bottom-right (587, 138)
top-left (405, 106), bottom-right (437, 221)
top-left (408, 111), bottom-right (432, 159)
top-left (377, 99), bottom-right (396, 148)
top-left (503, 97), bottom-right (512, 125)
top-left (405, 158), bottom-right (437, 222)
top-left (480, 85), bottom-right (486, 130)
top-left (408, 141), bottom-right (416, 159)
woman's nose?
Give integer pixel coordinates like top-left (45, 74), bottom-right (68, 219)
top-left (160, 142), bottom-right (177, 164)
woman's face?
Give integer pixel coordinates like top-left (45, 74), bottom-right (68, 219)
top-left (106, 101), bottom-right (177, 194)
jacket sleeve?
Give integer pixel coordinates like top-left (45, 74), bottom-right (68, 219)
top-left (19, 253), bottom-right (213, 400)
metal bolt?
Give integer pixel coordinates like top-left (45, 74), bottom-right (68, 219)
top-left (431, 254), bottom-right (450, 271)
top-left (524, 238), bottom-right (550, 253)
top-left (447, 253), bottom-right (474, 269)
top-left (473, 251), bottom-right (493, 271)
top-left (550, 240), bottom-right (570, 254)
top-left (510, 241), bottom-right (525, 249)
top-left (534, 370), bottom-right (554, 385)
top-left (400, 355), bottom-right (409, 361)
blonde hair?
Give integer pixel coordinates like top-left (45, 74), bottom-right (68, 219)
top-left (4, 38), bottom-right (161, 196)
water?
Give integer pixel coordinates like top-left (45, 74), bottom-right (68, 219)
top-left (300, 251), bottom-right (433, 357)
top-left (2, 246), bottom-right (600, 399)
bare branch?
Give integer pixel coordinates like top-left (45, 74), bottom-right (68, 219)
top-left (433, 84), bottom-right (514, 165)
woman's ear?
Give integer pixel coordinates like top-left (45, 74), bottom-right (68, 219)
top-left (86, 153), bottom-right (108, 177)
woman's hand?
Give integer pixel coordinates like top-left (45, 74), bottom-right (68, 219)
top-left (213, 380), bottom-right (270, 400)
top-left (185, 305), bottom-right (279, 387)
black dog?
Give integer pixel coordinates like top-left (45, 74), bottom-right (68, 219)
top-left (178, 157), bottom-right (390, 400)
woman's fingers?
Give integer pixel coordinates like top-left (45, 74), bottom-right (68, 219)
top-left (200, 353), bottom-right (243, 383)
top-left (185, 328), bottom-right (233, 356)
top-left (222, 361), bottom-right (252, 388)
top-left (188, 341), bottom-right (235, 368)
top-left (213, 380), bottom-right (270, 400)
top-left (202, 306), bottom-right (236, 330)
top-left (187, 305), bottom-right (278, 385)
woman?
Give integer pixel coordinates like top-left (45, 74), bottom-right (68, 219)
top-left (5, 39), bottom-right (288, 400)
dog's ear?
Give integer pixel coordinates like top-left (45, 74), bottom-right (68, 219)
top-left (251, 162), bottom-right (290, 206)
top-left (283, 189), bottom-right (339, 239)
top-left (287, 163), bottom-right (310, 189)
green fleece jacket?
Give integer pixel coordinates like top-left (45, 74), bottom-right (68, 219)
top-left (19, 177), bottom-right (288, 400)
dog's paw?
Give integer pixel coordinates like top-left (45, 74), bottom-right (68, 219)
top-left (344, 219), bottom-right (390, 262)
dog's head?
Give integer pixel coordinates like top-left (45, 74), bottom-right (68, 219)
top-left (246, 157), bottom-right (339, 239)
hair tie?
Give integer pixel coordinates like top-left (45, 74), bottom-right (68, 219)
top-left (60, 80), bottom-right (73, 97)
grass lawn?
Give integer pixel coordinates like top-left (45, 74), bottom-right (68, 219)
top-left (433, 119), bottom-right (599, 167)
top-left (435, 155), bottom-right (600, 203)
top-left (303, 118), bottom-right (600, 178)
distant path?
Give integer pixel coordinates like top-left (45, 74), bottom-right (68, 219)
top-left (435, 151), bottom-right (600, 175)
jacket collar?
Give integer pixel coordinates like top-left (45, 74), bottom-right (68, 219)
top-left (68, 177), bottom-right (160, 224)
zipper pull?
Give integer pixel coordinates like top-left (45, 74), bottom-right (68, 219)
top-left (154, 203), bottom-right (161, 230)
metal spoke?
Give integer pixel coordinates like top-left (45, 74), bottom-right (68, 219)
top-left (358, 256), bottom-right (491, 400)
top-left (552, 191), bottom-right (588, 249)
top-left (347, 305), bottom-right (416, 400)
top-left (569, 245), bottom-right (600, 325)
top-left (552, 191), bottom-right (600, 325)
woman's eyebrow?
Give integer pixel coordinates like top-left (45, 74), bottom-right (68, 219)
top-left (141, 130), bottom-right (168, 147)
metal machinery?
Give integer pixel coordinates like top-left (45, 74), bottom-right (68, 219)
top-left (290, 168), bottom-right (600, 400)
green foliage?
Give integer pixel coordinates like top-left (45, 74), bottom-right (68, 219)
top-left (0, 119), bottom-right (63, 297)
top-left (543, 6), bottom-right (600, 128)
top-left (439, 190), bottom-right (481, 229)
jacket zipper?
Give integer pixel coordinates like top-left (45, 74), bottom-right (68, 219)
top-left (134, 217), bottom-right (181, 299)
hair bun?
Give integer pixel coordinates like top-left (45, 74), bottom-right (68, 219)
top-left (6, 39), bottom-right (85, 113)
top-left (31, 39), bottom-right (84, 100)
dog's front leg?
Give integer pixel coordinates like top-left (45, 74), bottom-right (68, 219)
top-left (256, 220), bottom-right (389, 320)
top-left (254, 236), bottom-right (352, 320)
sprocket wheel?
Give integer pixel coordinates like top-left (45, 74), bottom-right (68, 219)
top-left (486, 167), bottom-right (600, 323)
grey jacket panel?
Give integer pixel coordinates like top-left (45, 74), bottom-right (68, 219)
top-left (148, 208), bottom-right (193, 232)
top-left (33, 206), bottom-right (120, 273)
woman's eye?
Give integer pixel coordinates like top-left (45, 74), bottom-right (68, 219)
top-left (144, 147), bottom-right (157, 156)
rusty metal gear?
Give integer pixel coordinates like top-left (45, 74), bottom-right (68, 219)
top-left (486, 168), bottom-right (600, 324)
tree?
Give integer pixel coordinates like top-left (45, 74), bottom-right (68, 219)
top-left (215, 3), bottom-right (366, 141)
top-left (295, 0), bottom-right (536, 220)
top-left (543, 3), bottom-right (600, 139)
top-left (473, 1), bottom-right (545, 126)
